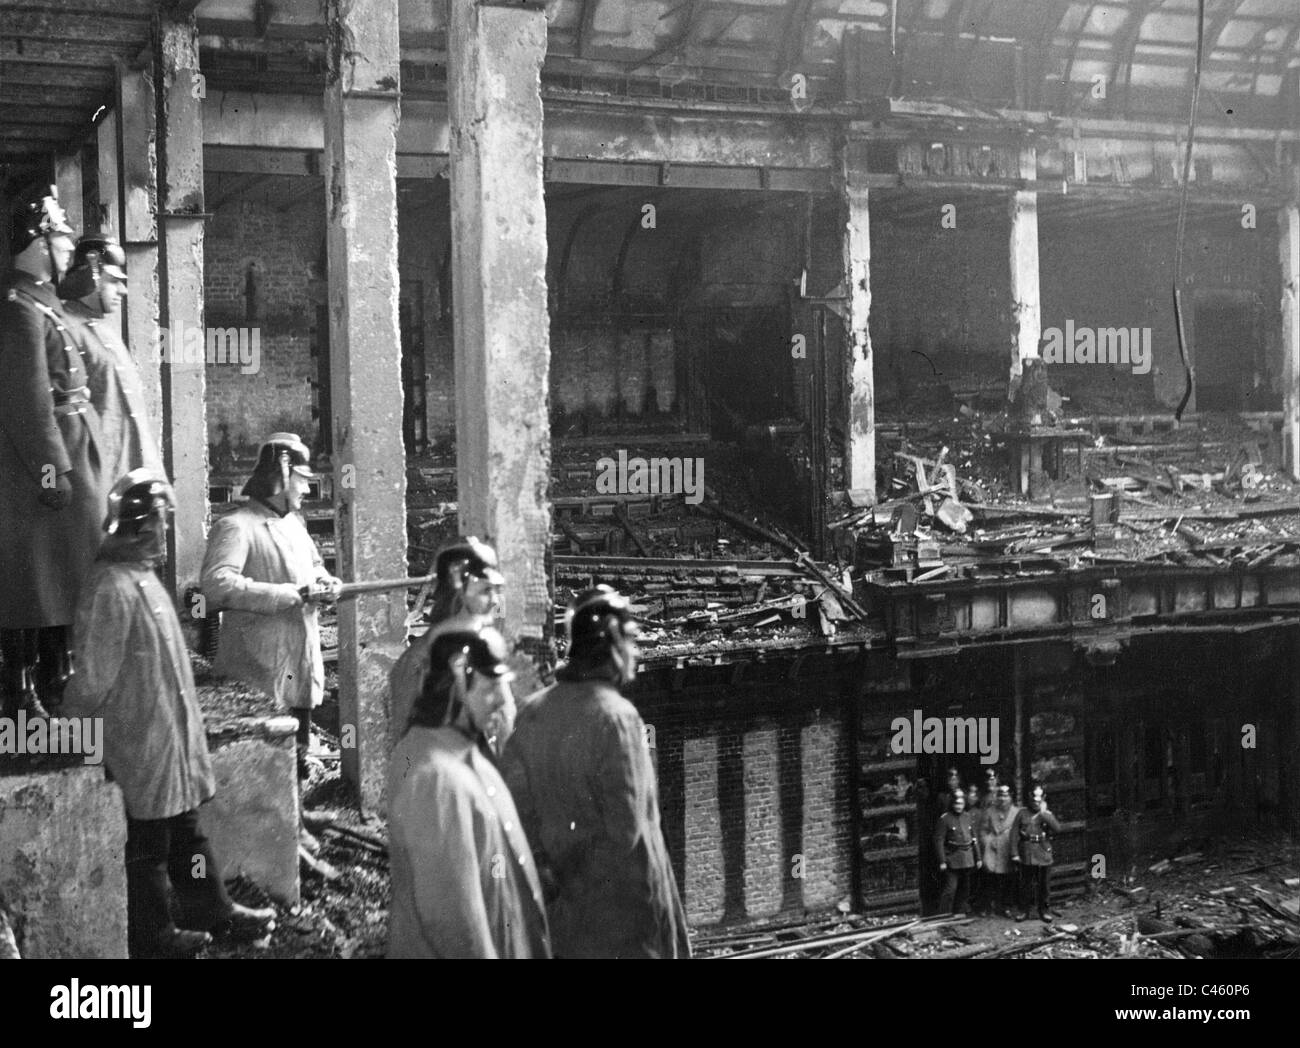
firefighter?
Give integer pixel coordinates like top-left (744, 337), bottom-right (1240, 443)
top-left (61, 470), bottom-right (275, 958)
top-left (387, 624), bottom-right (549, 958)
top-left (1012, 784), bottom-right (1063, 922)
top-left (501, 586), bottom-right (690, 959)
top-left (387, 537), bottom-right (507, 752)
top-left (0, 188), bottom-right (100, 718)
top-left (934, 788), bottom-right (981, 914)
top-left (200, 432), bottom-right (341, 779)
top-left (59, 234), bottom-right (164, 485)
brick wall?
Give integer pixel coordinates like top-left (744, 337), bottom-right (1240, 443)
top-left (204, 186), bottom-right (325, 453)
top-left (641, 681), bottom-right (853, 930)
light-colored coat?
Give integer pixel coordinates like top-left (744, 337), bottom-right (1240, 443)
top-left (387, 725), bottom-right (550, 959)
top-left (978, 803), bottom-right (1021, 874)
top-left (200, 501), bottom-right (326, 710)
top-left (63, 299), bottom-right (163, 486)
top-left (61, 556), bottom-right (215, 820)
top-left (0, 272), bottom-right (104, 628)
top-left (501, 678), bottom-right (691, 959)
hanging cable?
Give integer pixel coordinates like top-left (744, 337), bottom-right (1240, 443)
top-left (1173, 0), bottom-right (1207, 422)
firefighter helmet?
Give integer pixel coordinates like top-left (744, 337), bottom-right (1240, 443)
top-left (59, 234), bottom-right (128, 301)
top-left (10, 187), bottom-right (75, 255)
top-left (564, 585), bottom-right (640, 662)
top-left (104, 469), bottom-right (175, 535)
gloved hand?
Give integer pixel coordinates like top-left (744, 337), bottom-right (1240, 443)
top-left (37, 473), bottom-right (72, 510)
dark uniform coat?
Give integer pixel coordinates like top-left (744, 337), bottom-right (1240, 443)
top-left (1013, 806), bottom-right (1062, 866)
top-left (61, 554), bottom-right (216, 820)
top-left (933, 810), bottom-right (979, 869)
top-left (62, 300), bottom-right (163, 486)
top-left (0, 271), bottom-right (103, 628)
top-left (387, 725), bottom-right (550, 959)
top-left (501, 678), bottom-right (691, 959)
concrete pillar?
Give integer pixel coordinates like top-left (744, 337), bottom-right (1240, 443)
top-left (1009, 147), bottom-right (1041, 383)
top-left (323, 0), bottom-right (408, 810)
top-left (448, 0), bottom-right (553, 682)
top-left (840, 149), bottom-right (875, 505)
top-left (54, 152), bottom-right (83, 235)
top-left (1281, 195), bottom-right (1300, 480)
top-left (156, 14), bottom-right (209, 593)
top-left (116, 67), bottom-right (162, 440)
top-left (95, 111), bottom-right (125, 346)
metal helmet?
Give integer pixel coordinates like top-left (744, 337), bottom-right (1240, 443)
top-left (10, 186), bottom-right (75, 256)
top-left (59, 235), bottom-right (128, 301)
top-left (565, 585), bottom-right (639, 661)
top-left (435, 536), bottom-right (505, 588)
top-left (104, 468), bottom-right (175, 534)
top-left (428, 624), bottom-right (512, 680)
top-left (242, 431), bottom-right (316, 497)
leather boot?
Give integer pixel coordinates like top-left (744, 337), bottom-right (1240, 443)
top-left (2, 660), bottom-right (48, 721)
top-left (35, 626), bottom-right (74, 710)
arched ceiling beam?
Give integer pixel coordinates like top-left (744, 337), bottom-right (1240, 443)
top-left (1027, 0), bottom-right (1076, 111)
top-left (1058, 2), bottom-right (1107, 114)
top-left (1119, 0), bottom-right (1172, 119)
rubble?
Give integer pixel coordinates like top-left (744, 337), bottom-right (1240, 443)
top-left (692, 832), bottom-right (1299, 960)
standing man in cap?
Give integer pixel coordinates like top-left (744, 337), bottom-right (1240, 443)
top-left (1012, 784), bottom-right (1062, 923)
top-left (388, 537), bottom-right (507, 751)
top-left (502, 586), bottom-right (690, 959)
top-left (387, 624), bottom-right (549, 958)
top-left (200, 433), bottom-right (342, 778)
top-left (934, 787), bottom-right (981, 915)
top-left (977, 783), bottom-right (1020, 917)
top-left (0, 188), bottom-right (101, 718)
top-left (62, 469), bottom-right (275, 958)
top-left (60, 234), bottom-right (163, 489)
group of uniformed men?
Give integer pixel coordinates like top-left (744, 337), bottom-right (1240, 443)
top-left (384, 546), bottom-right (691, 958)
top-left (1, 188), bottom-right (689, 959)
top-left (933, 766), bottom-right (1063, 922)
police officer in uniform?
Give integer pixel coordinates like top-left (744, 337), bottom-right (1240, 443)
top-left (1012, 784), bottom-right (1062, 922)
top-left (502, 586), bottom-right (690, 958)
top-left (60, 234), bottom-right (164, 487)
top-left (0, 188), bottom-right (101, 718)
top-left (934, 788), bottom-right (981, 914)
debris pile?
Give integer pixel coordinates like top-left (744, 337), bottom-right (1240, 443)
top-left (840, 410), bottom-right (1300, 578)
top-left (695, 832), bottom-right (1299, 959)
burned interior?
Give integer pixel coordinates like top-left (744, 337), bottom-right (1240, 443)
top-left (1, 0), bottom-right (1299, 965)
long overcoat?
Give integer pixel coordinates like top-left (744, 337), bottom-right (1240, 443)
top-left (0, 272), bottom-right (104, 627)
top-left (200, 500), bottom-right (326, 710)
top-left (61, 554), bottom-right (215, 820)
top-left (387, 725), bottom-right (550, 958)
top-left (62, 299), bottom-right (163, 486)
top-left (977, 803), bottom-right (1021, 874)
top-left (501, 678), bottom-right (691, 959)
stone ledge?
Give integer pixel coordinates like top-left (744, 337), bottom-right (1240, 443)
top-left (0, 765), bottom-right (128, 959)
